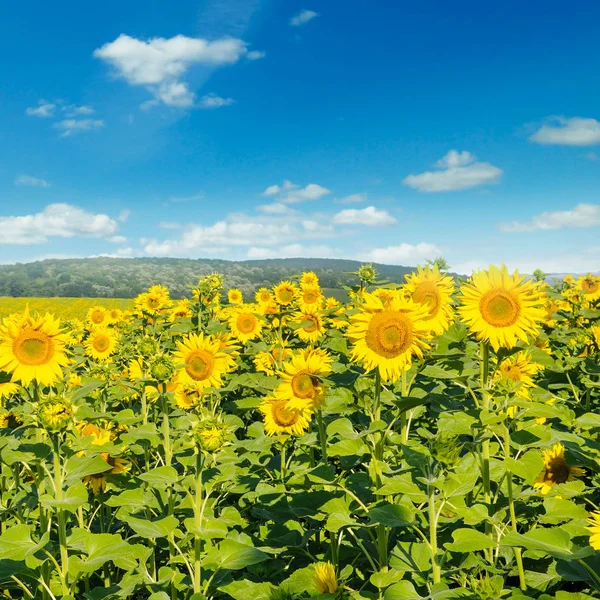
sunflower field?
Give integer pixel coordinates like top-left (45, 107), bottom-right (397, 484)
top-left (1, 266), bottom-right (600, 600)
top-left (0, 299), bottom-right (133, 321)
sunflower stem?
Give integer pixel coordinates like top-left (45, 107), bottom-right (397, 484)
top-left (400, 369), bottom-right (409, 443)
top-left (373, 371), bottom-right (388, 571)
top-left (52, 435), bottom-right (69, 596)
top-left (480, 341), bottom-right (493, 563)
top-left (193, 450), bottom-right (203, 594)
top-left (428, 475), bottom-right (441, 584)
top-left (504, 422), bottom-right (526, 590)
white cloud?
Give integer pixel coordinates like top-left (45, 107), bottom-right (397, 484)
top-left (248, 244), bottom-right (336, 259)
top-left (290, 9), bottom-right (319, 26)
top-left (361, 242), bottom-right (442, 265)
top-left (403, 150), bottom-right (502, 192)
top-left (333, 206), bottom-right (397, 226)
top-left (94, 34), bottom-right (247, 108)
top-left (282, 183), bottom-right (331, 204)
top-left (0, 203), bottom-right (121, 245)
top-left (25, 100), bottom-right (55, 118)
top-left (159, 221), bottom-right (182, 229)
top-left (63, 105), bottom-right (95, 117)
top-left (15, 175), bottom-right (51, 188)
top-left (198, 94), bottom-right (235, 109)
top-left (529, 117), bottom-right (600, 146)
top-left (262, 180), bottom-right (297, 196)
top-left (500, 203), bottom-right (600, 232)
top-left (53, 119), bottom-right (104, 137)
top-left (256, 202), bottom-right (296, 215)
top-left (247, 50), bottom-right (266, 60)
top-left (118, 209), bottom-right (131, 222)
top-left (336, 192), bottom-right (367, 204)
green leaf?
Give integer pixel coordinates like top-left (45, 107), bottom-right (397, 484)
top-left (138, 466), bottom-right (179, 487)
top-left (368, 504), bottom-right (413, 527)
top-left (64, 455), bottom-right (112, 484)
top-left (40, 483), bottom-right (88, 513)
top-left (127, 515), bottom-right (179, 539)
top-left (204, 539), bottom-right (269, 570)
top-left (384, 581), bottom-right (421, 600)
top-left (503, 528), bottom-right (574, 560)
top-left (445, 529), bottom-right (495, 552)
top-left (0, 525), bottom-right (46, 561)
top-left (219, 580), bottom-right (275, 600)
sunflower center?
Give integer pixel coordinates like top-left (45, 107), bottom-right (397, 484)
top-left (503, 366), bottom-right (522, 381)
top-left (303, 290), bottom-right (319, 304)
top-left (13, 329), bottom-right (54, 366)
top-left (259, 292), bottom-right (271, 302)
top-left (147, 296), bottom-right (161, 309)
top-left (237, 314), bottom-right (257, 334)
top-left (185, 350), bottom-right (215, 381)
top-left (291, 372), bottom-right (319, 398)
top-left (91, 310), bottom-right (104, 324)
top-left (365, 311), bottom-right (413, 358)
top-left (302, 316), bottom-right (319, 333)
top-left (272, 400), bottom-right (299, 427)
top-left (582, 278), bottom-right (599, 294)
top-left (278, 288), bottom-right (294, 303)
top-left (480, 290), bottom-right (520, 327)
top-left (548, 459), bottom-right (570, 484)
top-left (412, 282), bottom-right (441, 318)
top-left (93, 335), bottom-right (110, 353)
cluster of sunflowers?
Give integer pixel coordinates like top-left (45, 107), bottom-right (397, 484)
top-left (0, 265), bottom-right (599, 599)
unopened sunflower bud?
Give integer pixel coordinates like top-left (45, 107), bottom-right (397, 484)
top-left (38, 398), bottom-right (73, 433)
top-left (137, 337), bottom-right (159, 359)
top-left (150, 356), bottom-right (175, 382)
top-left (430, 433), bottom-right (463, 468)
top-left (313, 561), bottom-right (337, 594)
top-left (193, 419), bottom-right (228, 452)
top-left (357, 263), bottom-right (377, 285)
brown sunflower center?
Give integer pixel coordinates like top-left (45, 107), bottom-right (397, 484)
top-left (302, 316), bottom-right (319, 333)
top-left (13, 328), bottom-right (54, 366)
top-left (272, 400), bottom-right (299, 427)
top-left (291, 372), bottom-right (320, 398)
top-left (237, 314), bottom-right (257, 334)
top-left (147, 296), bottom-right (161, 309)
top-left (93, 335), bottom-right (110, 353)
top-left (503, 365), bottom-right (522, 382)
top-left (479, 290), bottom-right (520, 327)
top-left (185, 350), bottom-right (215, 381)
top-left (582, 278), bottom-right (599, 294)
top-left (547, 458), bottom-right (570, 484)
top-left (412, 281), bottom-right (441, 318)
top-left (303, 290), bottom-right (319, 304)
top-left (365, 311), bottom-right (413, 358)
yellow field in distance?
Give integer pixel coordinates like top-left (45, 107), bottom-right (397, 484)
top-left (0, 297), bottom-right (134, 320)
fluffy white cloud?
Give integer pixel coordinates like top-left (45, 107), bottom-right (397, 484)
top-left (0, 203), bottom-right (121, 245)
top-left (53, 119), bottom-right (104, 137)
top-left (529, 117), bottom-right (600, 146)
top-left (256, 202), bottom-right (296, 215)
top-left (361, 242), bottom-right (442, 265)
top-left (198, 94), bottom-right (235, 109)
top-left (15, 175), bottom-right (50, 188)
top-left (290, 9), bottom-right (319, 26)
top-left (500, 203), bottom-right (600, 232)
top-left (262, 180), bottom-right (297, 196)
top-left (247, 50), bottom-right (266, 60)
top-left (63, 105), bottom-right (95, 117)
top-left (403, 150), bottom-right (502, 192)
top-left (94, 34), bottom-right (247, 108)
top-left (336, 193), bottom-right (367, 204)
top-left (333, 206), bottom-right (396, 226)
top-left (25, 100), bottom-right (55, 118)
top-left (261, 180), bottom-right (331, 204)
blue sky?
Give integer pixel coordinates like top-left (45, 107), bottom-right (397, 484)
top-left (1, 0), bottom-right (600, 274)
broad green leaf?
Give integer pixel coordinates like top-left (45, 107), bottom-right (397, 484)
top-left (384, 580), bottom-right (421, 599)
top-left (204, 539), bottom-right (268, 570)
top-left (138, 466), bottom-right (179, 487)
top-left (368, 504), bottom-right (413, 527)
top-left (503, 528), bottom-right (574, 560)
top-left (64, 455), bottom-right (112, 483)
top-left (40, 483), bottom-right (88, 513)
top-left (0, 526), bottom-right (45, 561)
top-left (127, 515), bottom-right (179, 539)
top-left (445, 529), bottom-right (495, 552)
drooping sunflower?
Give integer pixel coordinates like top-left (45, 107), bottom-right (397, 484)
top-left (458, 265), bottom-right (547, 351)
top-left (0, 309), bottom-right (70, 386)
top-left (493, 351), bottom-right (543, 399)
top-left (345, 292), bottom-right (431, 382)
top-left (292, 311), bottom-right (325, 343)
top-left (577, 274), bottom-right (600, 301)
top-left (87, 306), bottom-right (107, 327)
top-left (84, 453), bottom-right (130, 495)
top-left (403, 265), bottom-right (455, 335)
top-left (227, 288), bottom-right (244, 305)
top-left (174, 333), bottom-right (234, 389)
top-left (297, 286), bottom-right (323, 313)
top-left (229, 306), bottom-right (263, 343)
top-left (273, 281), bottom-right (298, 306)
top-left (259, 397), bottom-right (312, 436)
top-left (534, 443), bottom-right (585, 495)
top-left (84, 328), bottom-right (118, 362)
top-left (587, 511), bottom-right (600, 550)
top-left (274, 348), bottom-right (333, 411)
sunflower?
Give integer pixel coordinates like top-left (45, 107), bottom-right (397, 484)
top-left (346, 292), bottom-right (431, 382)
top-left (169, 299), bottom-right (192, 321)
top-left (292, 311), bottom-right (325, 343)
top-left (229, 306), bottom-right (263, 343)
top-left (313, 562), bottom-right (337, 594)
top-left (254, 346), bottom-right (293, 376)
top-left (174, 333), bottom-right (234, 389)
top-left (534, 443), bottom-right (585, 495)
top-left (0, 309), bottom-right (70, 386)
top-left (0, 381), bottom-right (20, 401)
top-left (135, 290), bottom-right (169, 316)
top-left (458, 265), bottom-right (547, 351)
top-left (493, 352), bottom-right (543, 399)
top-left (87, 306), bottom-right (107, 327)
top-left (273, 281), bottom-right (298, 306)
top-left (577, 274), bottom-right (600, 301)
top-left (297, 286), bottom-right (323, 312)
top-left (255, 287), bottom-right (273, 305)
top-left (84, 328), bottom-right (118, 362)
top-left (274, 348), bottom-right (332, 411)
top-left (226, 288), bottom-right (243, 305)
top-left (404, 265), bottom-right (455, 335)
top-left (300, 271), bottom-right (320, 288)
top-left (174, 384), bottom-right (204, 409)
top-left (106, 308), bottom-right (123, 324)
top-left (259, 397), bottom-right (312, 436)
top-left (78, 422), bottom-right (113, 445)
top-left (587, 511), bottom-right (600, 550)
top-left (83, 454), bottom-right (130, 495)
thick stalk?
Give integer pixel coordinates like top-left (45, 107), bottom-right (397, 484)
top-left (193, 451), bottom-right (203, 594)
top-left (52, 436), bottom-right (69, 595)
top-left (373, 371), bottom-right (388, 571)
top-left (428, 479), bottom-right (441, 584)
top-left (505, 424), bottom-right (526, 590)
top-left (162, 392), bottom-right (172, 468)
top-left (400, 369), bottom-right (409, 443)
top-left (280, 442), bottom-right (286, 482)
top-left (480, 342), bottom-right (493, 562)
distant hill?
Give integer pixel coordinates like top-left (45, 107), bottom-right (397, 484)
top-left (0, 257), bottom-right (424, 299)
